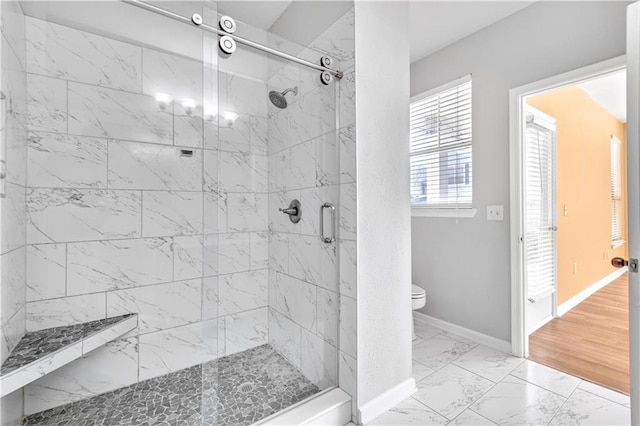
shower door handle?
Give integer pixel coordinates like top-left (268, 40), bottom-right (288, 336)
top-left (320, 202), bottom-right (336, 243)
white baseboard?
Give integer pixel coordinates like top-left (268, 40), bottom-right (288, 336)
top-left (557, 267), bottom-right (627, 317)
top-left (357, 377), bottom-right (417, 425)
top-left (414, 311), bottom-right (512, 354)
top-left (530, 315), bottom-right (554, 334)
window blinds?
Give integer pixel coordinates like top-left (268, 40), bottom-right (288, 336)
top-left (611, 136), bottom-right (623, 244)
top-left (524, 109), bottom-right (557, 302)
top-left (410, 76), bottom-right (472, 207)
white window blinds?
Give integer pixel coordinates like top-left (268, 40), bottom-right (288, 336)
top-left (410, 76), bottom-right (472, 207)
top-left (524, 107), bottom-right (557, 302)
top-left (611, 136), bottom-right (623, 245)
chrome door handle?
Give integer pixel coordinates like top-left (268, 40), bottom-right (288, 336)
top-left (320, 202), bottom-right (335, 243)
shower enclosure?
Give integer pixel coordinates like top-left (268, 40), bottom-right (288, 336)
top-left (0, 1), bottom-right (356, 424)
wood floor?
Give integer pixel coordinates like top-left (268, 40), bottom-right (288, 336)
top-left (529, 273), bottom-right (630, 394)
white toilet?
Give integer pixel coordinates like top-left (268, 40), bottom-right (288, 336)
top-left (412, 284), bottom-right (426, 341)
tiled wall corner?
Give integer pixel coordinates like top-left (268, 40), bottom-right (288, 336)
top-left (1, 1), bottom-right (28, 423)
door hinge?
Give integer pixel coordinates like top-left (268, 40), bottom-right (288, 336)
top-left (630, 258), bottom-right (639, 273)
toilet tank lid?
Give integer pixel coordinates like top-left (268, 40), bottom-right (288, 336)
top-left (412, 284), bottom-right (425, 297)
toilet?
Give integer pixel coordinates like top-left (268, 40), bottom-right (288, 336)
top-left (412, 284), bottom-right (426, 341)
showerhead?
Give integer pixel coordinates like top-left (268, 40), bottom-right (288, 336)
top-left (269, 86), bottom-right (298, 109)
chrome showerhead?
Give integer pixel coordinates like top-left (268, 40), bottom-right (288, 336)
top-left (269, 86), bottom-right (298, 109)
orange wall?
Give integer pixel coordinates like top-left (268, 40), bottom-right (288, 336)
top-left (527, 85), bottom-right (628, 305)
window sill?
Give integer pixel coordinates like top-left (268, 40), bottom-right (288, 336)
top-left (411, 207), bottom-right (477, 218)
top-left (612, 240), bottom-right (626, 249)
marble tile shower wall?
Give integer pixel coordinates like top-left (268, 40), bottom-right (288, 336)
top-left (266, 7), bottom-right (356, 404)
top-left (1, 1), bottom-right (28, 424)
top-left (21, 16), bottom-right (272, 415)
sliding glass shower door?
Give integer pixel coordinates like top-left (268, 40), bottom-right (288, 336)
top-left (12, 0), bottom-right (351, 423)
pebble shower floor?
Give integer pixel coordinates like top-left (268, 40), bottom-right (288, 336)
top-left (22, 345), bottom-right (320, 425)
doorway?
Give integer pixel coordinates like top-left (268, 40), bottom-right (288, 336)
top-left (509, 56), bottom-right (630, 393)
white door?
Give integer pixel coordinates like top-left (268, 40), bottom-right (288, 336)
top-left (625, 2), bottom-right (640, 423)
top-left (523, 106), bottom-right (557, 339)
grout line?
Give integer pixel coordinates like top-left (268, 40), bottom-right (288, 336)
top-left (64, 243), bottom-right (68, 297)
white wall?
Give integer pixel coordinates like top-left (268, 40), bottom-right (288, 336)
top-left (354, 0), bottom-right (413, 420)
top-left (410, 1), bottom-right (628, 342)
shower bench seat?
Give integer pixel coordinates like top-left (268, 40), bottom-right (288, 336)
top-left (0, 314), bottom-right (137, 398)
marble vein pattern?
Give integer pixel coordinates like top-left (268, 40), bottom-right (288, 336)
top-left (218, 270), bottom-right (268, 317)
top-left (106, 280), bottom-right (202, 335)
top-left (371, 319), bottom-right (633, 426)
top-left (1, 183), bottom-right (26, 254)
top-left (23, 344), bottom-right (320, 426)
top-left (268, 308), bottom-right (302, 368)
top-left (223, 308), bottom-right (268, 356)
top-left (68, 82), bottom-right (172, 144)
top-left (26, 188), bottom-right (141, 243)
top-left (549, 388), bottom-right (630, 425)
top-left (66, 237), bottom-right (173, 295)
top-left (269, 271), bottom-right (317, 332)
top-left (26, 17), bottom-right (142, 92)
top-left (470, 375), bottom-right (566, 425)
top-left (26, 244), bottom-right (65, 302)
top-left (413, 363), bottom-right (494, 420)
top-left (108, 141), bottom-right (202, 191)
top-left (412, 333), bottom-right (478, 371)
top-left (27, 131), bottom-right (108, 188)
top-left (141, 191), bottom-right (203, 237)
top-left (510, 359), bottom-right (581, 398)
top-left (23, 337), bottom-right (139, 415)
top-left (452, 345), bottom-right (524, 383)
top-left (299, 328), bottom-right (337, 390)
top-left (141, 48), bottom-right (202, 101)
top-left (26, 293), bottom-right (107, 332)
top-left (26, 73), bottom-right (66, 133)
top-left (370, 397), bottom-right (448, 425)
top-left (138, 321), bottom-right (216, 381)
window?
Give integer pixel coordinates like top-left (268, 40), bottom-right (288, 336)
top-left (611, 136), bottom-right (624, 247)
top-left (410, 75), bottom-right (472, 211)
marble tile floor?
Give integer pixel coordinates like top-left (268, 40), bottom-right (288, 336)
top-left (362, 320), bottom-right (631, 426)
top-left (22, 344), bottom-right (320, 426)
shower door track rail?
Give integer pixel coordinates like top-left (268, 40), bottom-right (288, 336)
top-left (123, 0), bottom-right (344, 79)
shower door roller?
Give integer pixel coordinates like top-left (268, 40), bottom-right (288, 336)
top-left (219, 36), bottom-right (237, 55)
top-left (219, 16), bottom-right (237, 33)
top-left (320, 71), bottom-right (333, 85)
top-left (191, 14), bottom-right (202, 26)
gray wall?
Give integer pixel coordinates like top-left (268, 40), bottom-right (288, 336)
top-left (410, 1), bottom-right (629, 342)
top-left (355, 0), bottom-right (412, 413)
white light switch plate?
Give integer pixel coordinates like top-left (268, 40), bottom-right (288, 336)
top-left (487, 205), bottom-right (504, 221)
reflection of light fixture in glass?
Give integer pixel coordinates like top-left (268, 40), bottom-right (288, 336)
top-left (222, 111), bottom-right (238, 127)
top-left (204, 104), bottom-right (218, 122)
top-left (182, 99), bottom-right (196, 116)
top-left (155, 92), bottom-right (172, 110)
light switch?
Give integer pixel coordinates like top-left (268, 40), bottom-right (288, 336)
top-left (487, 205), bottom-right (504, 221)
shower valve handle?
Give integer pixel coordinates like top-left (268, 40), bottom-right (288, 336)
top-left (279, 207), bottom-right (298, 215)
top-left (279, 199), bottom-right (302, 224)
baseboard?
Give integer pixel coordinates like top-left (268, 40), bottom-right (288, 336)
top-left (414, 311), bottom-right (512, 354)
top-left (357, 377), bottom-right (416, 425)
top-left (530, 315), bottom-right (554, 334)
top-left (557, 267), bottom-right (627, 317)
